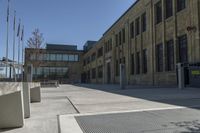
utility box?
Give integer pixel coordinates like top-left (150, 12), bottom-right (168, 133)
top-left (176, 63), bottom-right (189, 89)
top-left (189, 66), bottom-right (200, 88)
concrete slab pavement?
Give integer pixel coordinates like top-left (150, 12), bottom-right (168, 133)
top-left (0, 86), bottom-right (77, 133)
top-left (1, 84), bottom-right (200, 133)
top-left (58, 84), bottom-right (200, 133)
top-left (61, 84), bottom-right (200, 113)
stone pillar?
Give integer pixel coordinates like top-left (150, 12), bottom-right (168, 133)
top-left (120, 64), bottom-right (126, 89)
top-left (177, 63), bottom-right (185, 89)
top-left (26, 64), bottom-right (33, 82)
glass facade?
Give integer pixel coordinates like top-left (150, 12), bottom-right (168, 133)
top-left (33, 67), bottom-right (69, 79)
top-left (30, 53), bottom-right (79, 62)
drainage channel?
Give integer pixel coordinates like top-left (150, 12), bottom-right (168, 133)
top-left (66, 96), bottom-right (80, 114)
top-left (57, 96), bottom-right (80, 133)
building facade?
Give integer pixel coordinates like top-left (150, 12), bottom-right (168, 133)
top-left (82, 0), bottom-right (200, 86)
top-left (25, 0), bottom-right (200, 86)
top-left (25, 44), bottom-right (83, 83)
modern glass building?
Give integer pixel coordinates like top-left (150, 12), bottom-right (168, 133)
top-left (25, 44), bottom-right (83, 83)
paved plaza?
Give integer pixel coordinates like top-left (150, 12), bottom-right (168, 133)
top-left (1, 84), bottom-right (200, 133)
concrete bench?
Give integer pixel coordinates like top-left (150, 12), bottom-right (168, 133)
top-left (22, 82), bottom-right (31, 118)
top-left (0, 82), bottom-right (24, 129)
top-left (30, 82), bottom-right (41, 103)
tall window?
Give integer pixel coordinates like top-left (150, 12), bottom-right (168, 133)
top-left (92, 68), bottom-right (96, 79)
top-left (98, 65), bottom-right (103, 78)
top-left (142, 12), bottom-right (146, 32)
top-left (142, 49), bottom-right (148, 73)
top-left (166, 40), bottom-right (174, 71)
top-left (155, 1), bottom-right (162, 24)
top-left (131, 54), bottom-right (134, 75)
top-left (87, 57), bottom-right (90, 64)
top-left (105, 42), bottom-right (108, 53)
top-left (130, 21), bottom-right (134, 38)
top-left (115, 34), bottom-right (118, 46)
top-left (177, 0), bottom-right (186, 12)
top-left (109, 39), bottom-right (112, 51)
top-left (83, 60), bottom-right (86, 66)
top-left (87, 70), bottom-right (90, 80)
top-left (119, 31), bottom-right (122, 45)
top-left (178, 35), bottom-right (188, 63)
top-left (136, 52), bottom-right (140, 74)
top-left (122, 28), bottom-right (126, 43)
top-left (116, 60), bottom-right (119, 76)
top-left (156, 43), bottom-right (163, 72)
top-left (97, 47), bottom-right (103, 57)
top-left (91, 53), bottom-right (96, 61)
top-left (166, 0), bottom-right (173, 18)
top-left (136, 17), bottom-right (140, 36)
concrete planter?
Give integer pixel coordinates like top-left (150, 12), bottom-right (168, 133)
top-left (0, 82), bottom-right (24, 129)
top-left (30, 82), bottom-right (41, 103)
top-left (22, 82), bottom-right (31, 118)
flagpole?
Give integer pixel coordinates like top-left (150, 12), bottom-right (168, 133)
top-left (5, 0), bottom-right (10, 78)
top-left (18, 33), bottom-right (20, 79)
top-left (13, 11), bottom-right (16, 81)
top-left (17, 19), bottom-right (21, 79)
top-left (21, 25), bottom-right (24, 81)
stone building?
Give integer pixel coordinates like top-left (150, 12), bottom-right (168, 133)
top-left (24, 0), bottom-right (200, 86)
top-left (82, 0), bottom-right (200, 86)
top-left (24, 44), bottom-right (83, 83)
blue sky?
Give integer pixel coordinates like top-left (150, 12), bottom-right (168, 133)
top-left (0, 0), bottom-right (135, 61)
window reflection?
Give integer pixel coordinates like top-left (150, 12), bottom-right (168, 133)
top-left (33, 67), bottom-right (69, 79)
top-left (69, 55), bottom-right (74, 61)
top-left (30, 53), bottom-right (79, 62)
top-left (63, 54), bottom-right (69, 61)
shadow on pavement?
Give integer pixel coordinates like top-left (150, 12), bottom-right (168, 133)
top-left (171, 120), bottom-right (200, 132)
top-left (73, 84), bottom-right (200, 110)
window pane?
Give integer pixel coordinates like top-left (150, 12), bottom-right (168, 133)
top-left (63, 54), bottom-right (69, 61)
top-left (136, 52), bottom-right (140, 74)
top-left (166, 0), bottom-right (173, 18)
top-left (166, 40), bottom-right (174, 71)
top-left (69, 55), bottom-right (74, 61)
top-left (179, 35), bottom-right (188, 63)
top-left (50, 54), bottom-right (56, 61)
top-left (136, 17), bottom-right (140, 35)
top-left (56, 54), bottom-right (63, 61)
top-left (131, 54), bottom-right (134, 75)
top-left (143, 49), bottom-right (148, 73)
top-left (156, 43), bottom-right (163, 72)
top-left (74, 55), bottom-right (79, 61)
top-left (142, 13), bottom-right (146, 32)
top-left (116, 60), bottom-right (119, 76)
top-left (30, 53), bottom-right (36, 60)
top-left (122, 28), bottom-right (126, 43)
top-left (177, 0), bottom-right (186, 12)
top-left (130, 22), bottom-right (134, 38)
top-left (155, 1), bottom-right (162, 24)
top-left (38, 54), bottom-right (43, 61)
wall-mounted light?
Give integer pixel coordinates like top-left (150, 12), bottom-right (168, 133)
top-left (187, 26), bottom-right (197, 32)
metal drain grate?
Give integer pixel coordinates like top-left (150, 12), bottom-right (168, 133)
top-left (75, 108), bottom-right (200, 133)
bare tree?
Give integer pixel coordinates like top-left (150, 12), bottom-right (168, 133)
top-left (27, 28), bottom-right (44, 48)
top-left (27, 29), bottom-right (44, 81)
